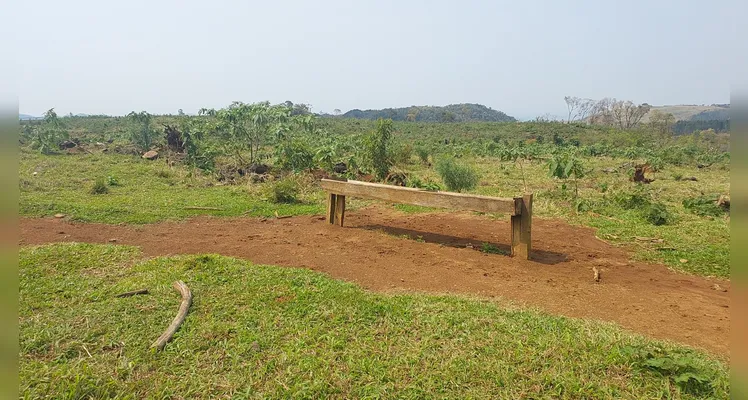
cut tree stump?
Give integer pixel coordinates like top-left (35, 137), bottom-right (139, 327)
top-left (151, 281), bottom-right (192, 351)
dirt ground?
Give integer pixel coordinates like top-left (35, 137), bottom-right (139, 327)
top-left (19, 207), bottom-right (730, 356)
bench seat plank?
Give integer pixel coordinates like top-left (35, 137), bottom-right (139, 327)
top-left (320, 179), bottom-right (517, 215)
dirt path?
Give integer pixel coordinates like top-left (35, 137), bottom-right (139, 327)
top-left (20, 207), bottom-right (730, 356)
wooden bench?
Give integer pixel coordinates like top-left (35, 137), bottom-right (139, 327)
top-left (320, 179), bottom-right (533, 259)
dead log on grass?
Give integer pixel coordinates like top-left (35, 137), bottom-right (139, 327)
top-left (183, 206), bottom-right (224, 211)
top-left (151, 280), bottom-right (192, 351)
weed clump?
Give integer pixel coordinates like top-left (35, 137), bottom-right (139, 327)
top-left (264, 176), bottom-right (300, 204)
top-left (683, 195), bottom-right (726, 217)
top-left (611, 187), bottom-right (672, 225)
top-left (90, 178), bottom-right (109, 195)
top-left (480, 243), bottom-right (507, 255)
top-left (436, 158), bottom-right (478, 193)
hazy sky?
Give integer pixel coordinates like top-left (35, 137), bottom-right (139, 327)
top-left (8, 0), bottom-right (743, 120)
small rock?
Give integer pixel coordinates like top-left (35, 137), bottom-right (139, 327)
top-left (248, 163), bottom-right (269, 174)
top-left (108, 238), bottom-right (117, 243)
top-left (679, 259), bottom-right (688, 264)
top-left (59, 140), bottom-right (77, 149)
top-left (32, 171), bottom-right (38, 176)
top-left (142, 150), bottom-right (159, 160)
top-left (711, 284), bottom-right (727, 292)
top-left (54, 213), bottom-right (66, 219)
top-left (333, 162), bottom-right (347, 174)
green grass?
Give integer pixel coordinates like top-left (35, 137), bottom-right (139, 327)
top-left (20, 243), bottom-right (729, 399)
top-left (19, 150), bottom-right (323, 224)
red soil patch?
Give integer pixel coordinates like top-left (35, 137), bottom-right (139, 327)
top-left (20, 207), bottom-right (730, 356)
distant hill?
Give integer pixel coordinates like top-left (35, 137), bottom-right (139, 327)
top-left (19, 114), bottom-right (41, 120)
top-left (642, 104), bottom-right (729, 122)
top-left (342, 103), bottom-right (516, 123)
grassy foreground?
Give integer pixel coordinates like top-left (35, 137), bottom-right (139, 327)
top-left (20, 243), bottom-right (728, 399)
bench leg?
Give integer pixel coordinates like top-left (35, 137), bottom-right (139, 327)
top-left (326, 193), bottom-right (346, 226)
top-left (511, 194), bottom-right (533, 259)
top-left (334, 195), bottom-right (346, 226)
top-left (327, 193), bottom-right (337, 224)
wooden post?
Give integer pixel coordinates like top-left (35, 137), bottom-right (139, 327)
top-left (334, 195), bottom-right (346, 226)
top-left (327, 193), bottom-right (337, 224)
top-left (511, 194), bottom-right (533, 259)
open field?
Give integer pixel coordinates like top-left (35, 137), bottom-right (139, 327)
top-left (20, 142), bottom-right (729, 277)
top-left (20, 243), bottom-right (729, 398)
top-left (19, 110), bottom-right (731, 398)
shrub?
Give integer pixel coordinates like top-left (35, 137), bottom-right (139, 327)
top-left (127, 111), bottom-right (157, 151)
top-left (362, 119), bottom-right (394, 180)
top-left (643, 203), bottom-right (671, 225)
top-left (390, 142), bottom-right (414, 165)
top-left (90, 178), bottom-right (109, 195)
top-left (264, 176), bottom-right (300, 203)
top-left (435, 158), bottom-right (479, 193)
top-left (277, 139), bottom-right (315, 172)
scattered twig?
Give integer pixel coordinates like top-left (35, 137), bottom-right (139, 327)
top-left (274, 211), bottom-right (292, 219)
top-left (184, 206), bottom-right (224, 211)
top-left (151, 281), bottom-right (192, 351)
top-left (82, 344), bottom-right (93, 358)
top-left (115, 288), bottom-right (149, 298)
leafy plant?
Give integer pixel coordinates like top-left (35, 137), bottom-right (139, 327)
top-left (407, 176), bottom-right (442, 191)
top-left (480, 243), bottom-right (507, 255)
top-left (498, 146), bottom-right (531, 191)
top-left (622, 346), bottom-right (715, 396)
top-left (435, 158), bottom-right (478, 193)
top-left (547, 150), bottom-right (586, 199)
top-left (106, 175), bottom-right (120, 186)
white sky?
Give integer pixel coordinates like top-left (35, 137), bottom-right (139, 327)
top-left (6, 0), bottom-right (744, 120)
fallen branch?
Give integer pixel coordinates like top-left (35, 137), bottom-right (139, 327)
top-left (115, 288), bottom-right (149, 297)
top-left (274, 211), bottom-right (292, 219)
top-left (151, 281), bottom-right (192, 351)
top-left (183, 206), bottom-right (224, 211)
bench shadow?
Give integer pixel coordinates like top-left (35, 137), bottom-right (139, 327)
top-left (358, 224), bottom-right (568, 265)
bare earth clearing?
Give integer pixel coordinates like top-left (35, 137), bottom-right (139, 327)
top-left (20, 206), bottom-right (730, 356)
